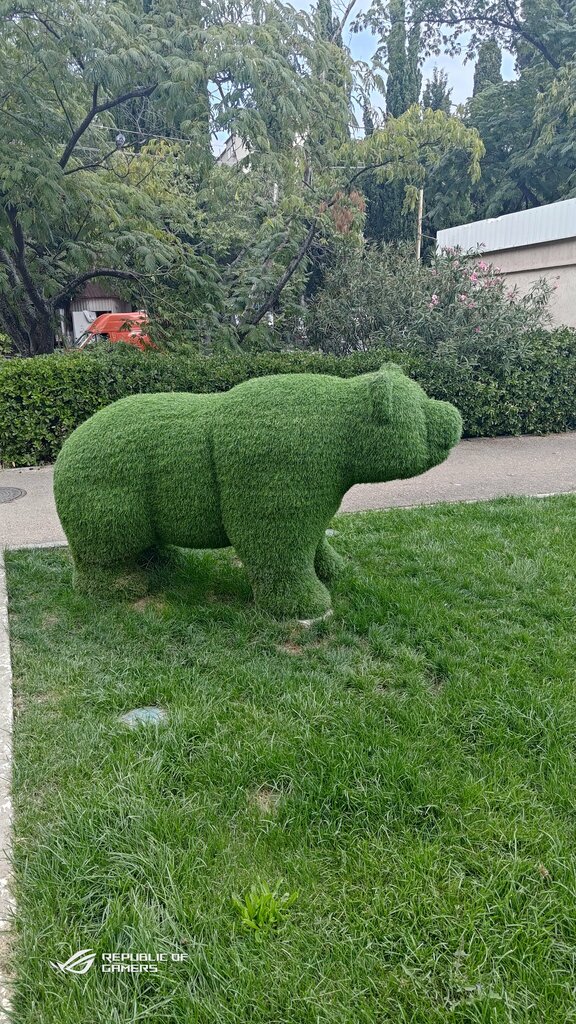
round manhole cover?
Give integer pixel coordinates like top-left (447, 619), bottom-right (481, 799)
top-left (0, 487), bottom-right (26, 505)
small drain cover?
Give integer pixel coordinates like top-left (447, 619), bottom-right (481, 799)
top-left (0, 487), bottom-right (26, 505)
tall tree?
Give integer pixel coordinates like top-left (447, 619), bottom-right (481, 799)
top-left (359, 0), bottom-right (425, 242)
top-left (422, 66), bottom-right (452, 111)
top-left (363, 102), bottom-right (376, 136)
top-left (472, 41), bottom-right (503, 96)
top-left (317, 0), bottom-right (341, 43)
top-left (386, 0), bottom-right (422, 116)
top-left (0, 0), bottom-right (351, 355)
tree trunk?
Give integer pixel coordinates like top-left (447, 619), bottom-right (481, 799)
top-left (0, 301), bottom-right (56, 356)
top-left (31, 317), bottom-right (57, 355)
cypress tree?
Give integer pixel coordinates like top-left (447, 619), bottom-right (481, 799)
top-left (422, 66), bottom-right (452, 113)
top-left (473, 41), bottom-right (503, 96)
top-left (363, 0), bottom-right (421, 243)
top-left (386, 0), bottom-right (421, 117)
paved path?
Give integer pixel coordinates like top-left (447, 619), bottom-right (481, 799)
top-left (2, 432), bottom-right (576, 548)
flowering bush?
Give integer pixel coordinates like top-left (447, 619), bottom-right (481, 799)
top-left (306, 242), bottom-right (554, 367)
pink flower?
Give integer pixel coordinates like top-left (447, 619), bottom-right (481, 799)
top-left (428, 293), bottom-right (440, 309)
top-left (474, 326), bottom-right (481, 333)
top-left (470, 271), bottom-right (478, 283)
top-left (477, 260), bottom-right (488, 271)
top-left (458, 293), bottom-right (468, 302)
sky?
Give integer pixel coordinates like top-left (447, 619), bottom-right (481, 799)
top-left (297, 0), bottom-right (516, 128)
top-left (345, 22), bottom-right (516, 112)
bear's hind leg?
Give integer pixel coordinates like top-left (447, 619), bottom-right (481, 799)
top-left (64, 487), bottom-right (155, 599)
top-left (315, 536), bottom-right (345, 583)
top-left (71, 554), bottom-right (150, 599)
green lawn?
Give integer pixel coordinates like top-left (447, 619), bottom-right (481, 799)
top-left (6, 497), bottom-right (576, 1023)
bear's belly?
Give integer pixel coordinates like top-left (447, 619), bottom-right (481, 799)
top-left (157, 516), bottom-right (230, 550)
top-left (149, 449), bottom-right (229, 551)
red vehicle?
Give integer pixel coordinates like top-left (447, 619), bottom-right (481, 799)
top-left (77, 311), bottom-right (155, 351)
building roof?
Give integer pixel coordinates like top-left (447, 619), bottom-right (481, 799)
top-left (436, 197), bottom-right (576, 254)
top-left (79, 281), bottom-right (123, 300)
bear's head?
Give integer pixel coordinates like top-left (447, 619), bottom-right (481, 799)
top-left (350, 364), bottom-right (462, 484)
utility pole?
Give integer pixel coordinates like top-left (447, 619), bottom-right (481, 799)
top-left (416, 186), bottom-right (424, 261)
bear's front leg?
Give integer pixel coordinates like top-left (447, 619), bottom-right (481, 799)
top-left (238, 545), bottom-right (332, 620)
top-left (315, 536), bottom-right (345, 583)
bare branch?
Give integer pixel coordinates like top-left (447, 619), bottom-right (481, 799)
top-left (59, 83), bottom-right (158, 171)
top-left (6, 9), bottom-right (64, 41)
top-left (51, 268), bottom-right (141, 308)
top-left (243, 221), bottom-right (318, 326)
top-left (416, 9), bottom-right (560, 69)
top-left (331, 0), bottom-right (359, 41)
top-left (63, 146), bottom-right (120, 176)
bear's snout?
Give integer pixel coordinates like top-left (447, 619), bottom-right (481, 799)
top-left (425, 399), bottom-right (462, 466)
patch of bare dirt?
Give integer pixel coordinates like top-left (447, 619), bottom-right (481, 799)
top-left (249, 785), bottom-right (283, 815)
top-left (132, 596), bottom-right (166, 613)
top-left (275, 642), bottom-right (304, 656)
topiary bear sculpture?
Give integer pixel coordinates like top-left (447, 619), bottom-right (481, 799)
top-left (53, 364), bottom-right (462, 620)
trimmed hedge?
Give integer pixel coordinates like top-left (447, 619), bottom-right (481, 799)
top-left (1, 331), bottom-right (575, 466)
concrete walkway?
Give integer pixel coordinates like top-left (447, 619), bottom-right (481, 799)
top-left (2, 431), bottom-right (576, 548)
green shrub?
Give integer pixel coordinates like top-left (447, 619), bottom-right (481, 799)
top-left (306, 242), bottom-right (553, 366)
top-left (1, 331), bottom-right (576, 466)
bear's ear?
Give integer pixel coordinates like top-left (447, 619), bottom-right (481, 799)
top-left (369, 370), bottom-right (392, 424)
top-left (379, 361), bottom-right (403, 375)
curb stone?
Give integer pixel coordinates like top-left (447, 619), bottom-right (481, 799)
top-left (0, 542), bottom-right (67, 1020)
top-left (0, 552), bottom-right (14, 1022)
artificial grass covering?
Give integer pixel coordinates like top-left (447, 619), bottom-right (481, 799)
top-left (53, 366), bottom-right (461, 619)
top-left (7, 496), bottom-right (576, 1023)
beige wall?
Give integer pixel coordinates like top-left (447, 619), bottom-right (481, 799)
top-left (483, 236), bottom-right (576, 327)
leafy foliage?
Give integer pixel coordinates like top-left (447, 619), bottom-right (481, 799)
top-left (422, 67), bottom-right (452, 112)
top-left (232, 881), bottom-right (298, 940)
top-left (361, 105), bottom-right (482, 246)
